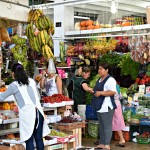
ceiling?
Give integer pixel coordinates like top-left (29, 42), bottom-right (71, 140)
top-left (36, 0), bottom-right (150, 22)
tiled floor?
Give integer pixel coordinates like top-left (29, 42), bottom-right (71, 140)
top-left (82, 138), bottom-right (150, 150)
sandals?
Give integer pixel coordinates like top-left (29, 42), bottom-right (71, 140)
top-left (115, 142), bottom-right (125, 147)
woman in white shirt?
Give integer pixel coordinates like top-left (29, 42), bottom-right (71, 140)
top-left (40, 62), bottom-right (62, 96)
top-left (92, 62), bottom-right (117, 150)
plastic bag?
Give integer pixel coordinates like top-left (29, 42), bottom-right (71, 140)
top-left (48, 58), bottom-right (56, 73)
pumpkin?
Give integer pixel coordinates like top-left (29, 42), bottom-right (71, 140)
top-left (80, 27), bottom-right (87, 30)
top-left (122, 22), bottom-right (131, 26)
top-left (87, 25), bottom-right (94, 30)
top-left (94, 25), bottom-right (100, 29)
top-left (86, 20), bottom-right (94, 26)
top-left (3, 102), bottom-right (11, 110)
top-left (80, 21), bottom-right (86, 27)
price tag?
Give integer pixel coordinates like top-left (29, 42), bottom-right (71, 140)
top-left (128, 96), bottom-right (132, 103)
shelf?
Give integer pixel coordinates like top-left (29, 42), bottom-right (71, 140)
top-left (2, 118), bottom-right (19, 124)
top-left (0, 128), bottom-right (19, 136)
top-left (65, 24), bottom-right (150, 36)
top-left (56, 67), bottom-right (71, 69)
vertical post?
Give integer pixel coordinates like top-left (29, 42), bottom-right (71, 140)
top-left (53, 3), bottom-right (74, 57)
top-left (0, 46), bottom-right (2, 85)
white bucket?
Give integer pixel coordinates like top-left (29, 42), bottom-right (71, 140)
top-left (78, 110), bottom-right (86, 120)
top-left (78, 105), bottom-right (86, 111)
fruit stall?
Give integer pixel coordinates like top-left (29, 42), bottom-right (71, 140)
top-left (0, 0), bottom-right (150, 149)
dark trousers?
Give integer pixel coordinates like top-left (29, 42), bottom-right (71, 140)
top-left (26, 109), bottom-right (44, 150)
top-left (97, 108), bottom-right (114, 145)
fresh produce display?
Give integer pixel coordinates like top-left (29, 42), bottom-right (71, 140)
top-left (42, 94), bottom-right (71, 103)
top-left (28, 9), bottom-right (43, 22)
top-left (135, 74), bottom-right (150, 85)
top-left (123, 110), bottom-right (132, 122)
top-left (138, 96), bottom-right (150, 107)
top-left (10, 35), bottom-right (29, 69)
top-left (44, 136), bottom-right (53, 140)
top-left (126, 83), bottom-right (139, 97)
top-left (118, 53), bottom-right (140, 80)
top-left (66, 38), bottom-right (118, 59)
top-left (88, 121), bottom-right (99, 138)
top-left (50, 129), bottom-right (68, 137)
top-left (137, 132), bottom-right (150, 138)
top-left (0, 85), bottom-right (7, 92)
top-left (58, 116), bottom-right (78, 123)
top-left (26, 9), bottom-right (54, 60)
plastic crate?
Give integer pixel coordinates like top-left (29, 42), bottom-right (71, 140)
top-left (136, 137), bottom-right (150, 144)
top-left (140, 118), bottom-right (150, 126)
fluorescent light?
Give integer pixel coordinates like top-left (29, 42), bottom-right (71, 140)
top-left (74, 16), bottom-right (90, 20)
top-left (111, 0), bottom-right (117, 14)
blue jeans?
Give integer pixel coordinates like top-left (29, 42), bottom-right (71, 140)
top-left (26, 109), bottom-right (44, 150)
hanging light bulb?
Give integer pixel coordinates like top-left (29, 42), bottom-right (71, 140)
top-left (111, 0), bottom-right (117, 14)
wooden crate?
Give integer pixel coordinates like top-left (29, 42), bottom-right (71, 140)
top-left (54, 123), bottom-right (75, 131)
top-left (44, 143), bottom-right (67, 150)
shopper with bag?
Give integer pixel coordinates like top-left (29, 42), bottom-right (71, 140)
top-left (0, 63), bottom-right (50, 150)
top-left (92, 62), bottom-right (117, 150)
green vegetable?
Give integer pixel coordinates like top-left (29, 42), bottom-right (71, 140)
top-left (88, 121), bottom-right (99, 138)
top-left (118, 53), bottom-right (140, 80)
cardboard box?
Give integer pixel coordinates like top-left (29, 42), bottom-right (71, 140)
top-left (0, 144), bottom-right (25, 150)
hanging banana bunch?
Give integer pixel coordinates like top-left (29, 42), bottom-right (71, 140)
top-left (26, 9), bottom-right (55, 59)
top-left (28, 9), bottom-right (43, 22)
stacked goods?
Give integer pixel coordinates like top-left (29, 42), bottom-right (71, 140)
top-left (11, 35), bottom-right (28, 68)
top-left (50, 129), bottom-right (68, 137)
top-left (126, 83), bottom-right (139, 97)
top-left (26, 9), bottom-right (54, 60)
top-left (80, 20), bottom-right (100, 30)
top-left (42, 94), bottom-right (71, 103)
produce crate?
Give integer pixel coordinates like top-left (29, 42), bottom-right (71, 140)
top-left (140, 118), bottom-right (150, 126)
top-left (74, 122), bottom-right (83, 129)
top-left (136, 137), bottom-right (150, 144)
top-left (54, 123), bottom-right (75, 131)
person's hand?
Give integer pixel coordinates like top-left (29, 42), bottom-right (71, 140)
top-left (94, 91), bottom-right (101, 97)
top-left (88, 88), bottom-right (94, 94)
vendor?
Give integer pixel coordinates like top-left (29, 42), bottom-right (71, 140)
top-left (68, 67), bottom-right (93, 112)
top-left (40, 59), bottom-right (62, 96)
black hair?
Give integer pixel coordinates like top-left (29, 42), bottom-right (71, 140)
top-left (11, 63), bottom-right (29, 85)
top-left (98, 62), bottom-right (110, 71)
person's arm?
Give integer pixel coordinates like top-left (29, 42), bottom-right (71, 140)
top-left (40, 77), bottom-right (46, 89)
top-left (82, 83), bottom-right (94, 94)
top-left (94, 77), bottom-right (116, 97)
top-left (56, 76), bottom-right (62, 94)
top-left (0, 84), bottom-right (14, 101)
top-left (94, 90), bottom-right (116, 97)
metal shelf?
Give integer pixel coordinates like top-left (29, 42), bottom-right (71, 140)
top-left (56, 67), bottom-right (71, 69)
top-left (2, 118), bottom-right (19, 124)
top-left (65, 24), bottom-right (150, 36)
top-left (0, 128), bottom-right (19, 136)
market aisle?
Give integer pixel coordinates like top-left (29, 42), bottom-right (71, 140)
top-left (82, 138), bottom-right (150, 150)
